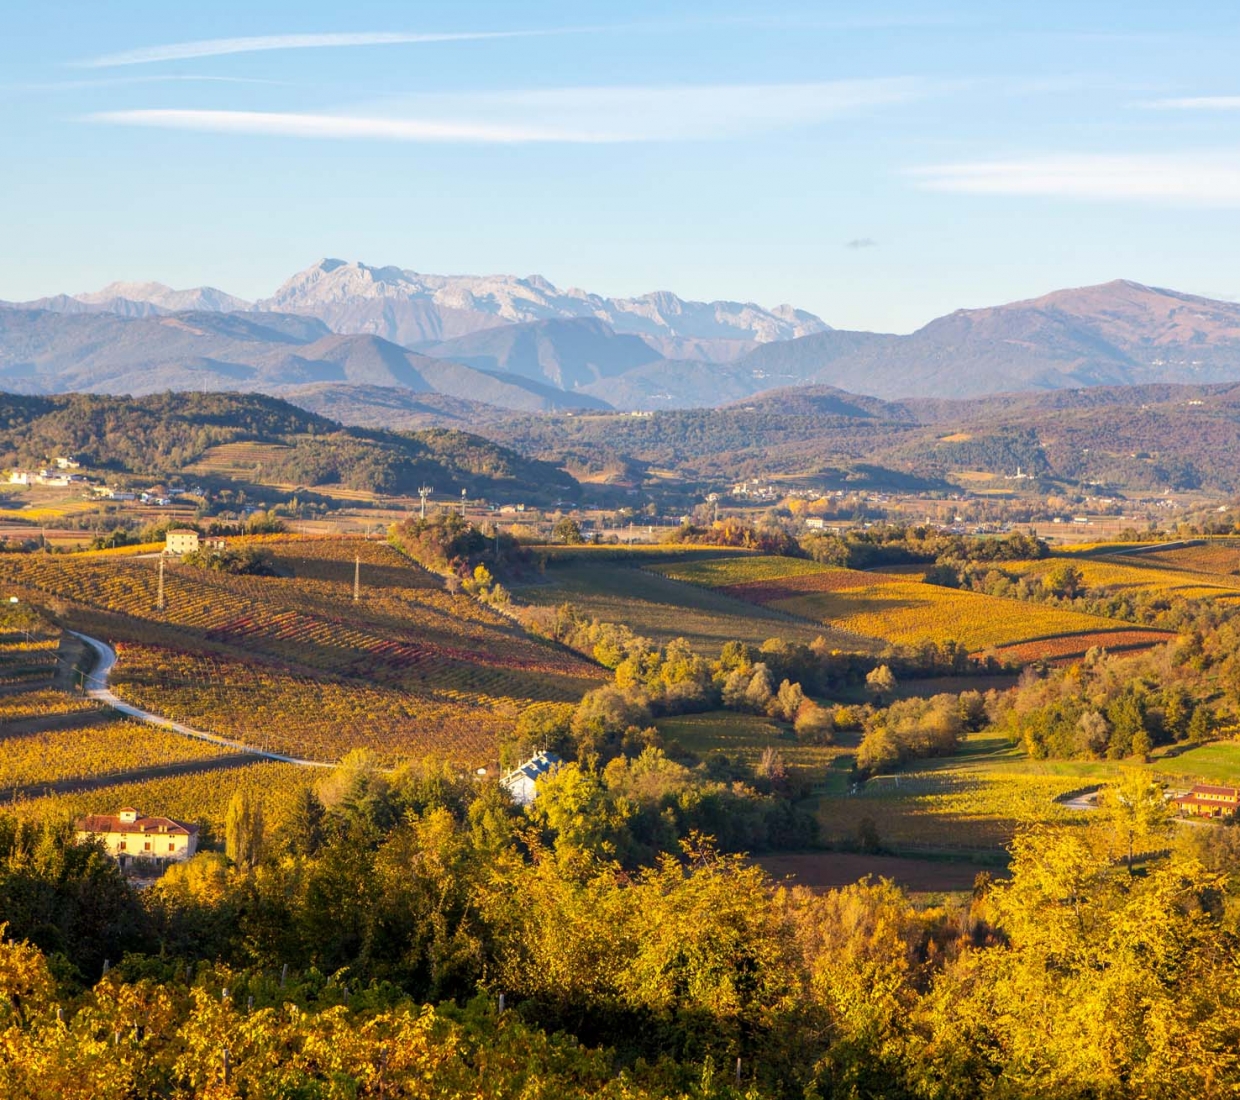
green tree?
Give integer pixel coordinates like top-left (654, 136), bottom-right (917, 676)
top-left (553, 516), bottom-right (585, 544)
top-left (224, 789), bottom-right (265, 870)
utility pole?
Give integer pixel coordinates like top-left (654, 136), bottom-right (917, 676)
top-left (157, 555), bottom-right (165, 612)
top-left (419, 485), bottom-right (432, 520)
top-left (353, 554), bottom-right (360, 603)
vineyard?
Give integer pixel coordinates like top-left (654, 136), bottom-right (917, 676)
top-left (654, 555), bottom-right (1147, 653)
top-left (182, 440), bottom-right (294, 479)
top-left (511, 557), bottom-right (867, 655)
top-left (0, 717), bottom-right (233, 794)
top-left (1136, 542), bottom-right (1240, 575)
top-left (0, 536), bottom-right (606, 766)
top-left (813, 761), bottom-right (1091, 852)
top-left (655, 710), bottom-right (850, 779)
top-left (108, 643), bottom-right (517, 765)
top-left (0, 688), bottom-right (104, 724)
top-left (1008, 555), bottom-right (1240, 604)
top-left (8, 758), bottom-right (311, 839)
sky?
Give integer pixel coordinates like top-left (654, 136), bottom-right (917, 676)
top-left (5, 0), bottom-right (1240, 333)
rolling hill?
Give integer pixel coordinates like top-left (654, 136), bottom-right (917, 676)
top-left (0, 390), bottom-right (580, 500)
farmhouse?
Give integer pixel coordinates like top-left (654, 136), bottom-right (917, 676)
top-left (1172, 784), bottom-right (1240, 818)
top-left (75, 807), bottom-right (199, 868)
top-left (165, 528), bottom-right (200, 555)
top-left (501, 751), bottom-right (563, 806)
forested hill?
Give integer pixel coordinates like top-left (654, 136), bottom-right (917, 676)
top-left (475, 381), bottom-right (1240, 492)
top-left (0, 391), bottom-right (579, 500)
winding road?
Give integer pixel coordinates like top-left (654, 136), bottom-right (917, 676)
top-left (69, 631), bottom-right (331, 768)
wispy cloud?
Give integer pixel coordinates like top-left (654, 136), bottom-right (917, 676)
top-left (909, 153), bottom-right (1240, 206)
top-left (86, 79), bottom-right (925, 143)
top-left (79, 29), bottom-right (560, 68)
top-left (1139, 96), bottom-right (1240, 111)
top-left (87, 109), bottom-right (582, 143)
top-left (10, 75), bottom-right (293, 93)
top-left (845, 238), bottom-right (877, 249)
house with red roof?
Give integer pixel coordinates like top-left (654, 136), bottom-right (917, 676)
top-left (1172, 785), bottom-right (1240, 819)
top-left (76, 807), bottom-right (199, 868)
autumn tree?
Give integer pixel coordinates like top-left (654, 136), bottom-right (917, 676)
top-left (224, 789), bottom-right (265, 870)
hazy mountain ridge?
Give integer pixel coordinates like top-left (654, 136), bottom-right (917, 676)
top-left (258, 259), bottom-right (829, 359)
top-left (9, 275), bottom-right (1240, 411)
top-left (0, 307), bottom-right (605, 413)
top-left (743, 280), bottom-right (1240, 399)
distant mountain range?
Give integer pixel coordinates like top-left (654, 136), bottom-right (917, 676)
top-left (8, 258), bottom-right (824, 362)
top-left (7, 264), bottom-right (1240, 413)
top-left (0, 308), bottom-right (607, 413)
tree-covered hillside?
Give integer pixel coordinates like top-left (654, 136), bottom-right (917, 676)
top-left (0, 391), bottom-right (578, 499)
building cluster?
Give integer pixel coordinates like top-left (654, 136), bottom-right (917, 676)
top-left (8, 459), bottom-right (88, 488)
top-left (5, 455), bottom-right (206, 507)
top-left (730, 478), bottom-right (780, 502)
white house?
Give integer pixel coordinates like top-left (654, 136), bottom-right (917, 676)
top-left (76, 808), bottom-right (199, 868)
top-left (500, 751), bottom-right (563, 806)
top-left (7, 470), bottom-right (31, 485)
top-left (165, 529), bottom-right (200, 555)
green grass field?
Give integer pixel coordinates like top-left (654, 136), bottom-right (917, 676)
top-left (655, 707), bottom-right (1240, 860)
top-left (1147, 741), bottom-right (1240, 785)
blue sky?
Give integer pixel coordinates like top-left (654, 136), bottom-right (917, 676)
top-left (5, 1), bottom-right (1240, 332)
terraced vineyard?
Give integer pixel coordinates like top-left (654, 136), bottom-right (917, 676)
top-left (654, 555), bottom-right (1153, 654)
top-left (182, 440), bottom-right (294, 479)
top-left (0, 537), bottom-right (605, 765)
top-left (0, 688), bottom-right (104, 724)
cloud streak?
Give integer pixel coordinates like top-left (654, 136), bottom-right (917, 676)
top-left (909, 153), bottom-right (1240, 206)
top-left (86, 79), bottom-right (924, 143)
top-left (1139, 96), bottom-right (1240, 110)
top-left (79, 29), bottom-right (559, 68)
top-left (87, 109), bottom-right (583, 143)
top-left (845, 237), bottom-right (877, 249)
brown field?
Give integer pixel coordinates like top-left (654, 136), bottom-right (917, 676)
top-left (986, 629), bottom-right (1175, 664)
top-left (718, 569), bottom-right (905, 602)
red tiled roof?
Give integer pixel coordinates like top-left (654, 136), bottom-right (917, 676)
top-left (1187, 784), bottom-right (1239, 798)
top-left (76, 813), bottom-right (198, 836)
